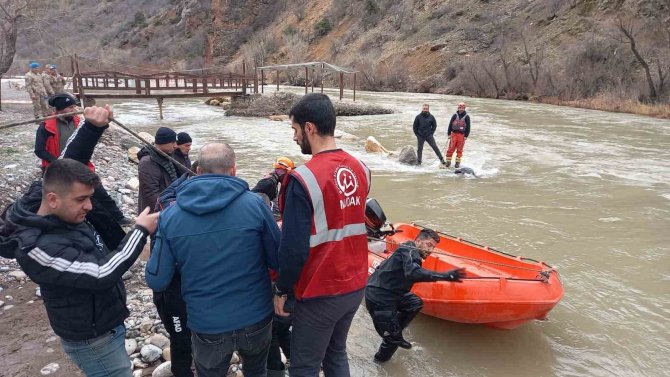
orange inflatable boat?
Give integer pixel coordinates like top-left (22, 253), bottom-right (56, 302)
top-left (365, 202), bottom-right (563, 329)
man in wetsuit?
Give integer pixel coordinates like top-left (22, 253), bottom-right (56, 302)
top-left (365, 228), bottom-right (466, 362)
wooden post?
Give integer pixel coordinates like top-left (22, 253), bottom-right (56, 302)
top-left (135, 77), bottom-right (142, 95)
top-left (203, 78), bottom-right (208, 94)
top-left (192, 79), bottom-right (197, 93)
top-left (321, 64), bottom-right (324, 94)
top-left (74, 54), bottom-right (86, 107)
top-left (261, 69), bottom-right (264, 93)
top-left (157, 98), bottom-right (164, 120)
top-left (311, 68), bottom-right (315, 92)
top-left (144, 79), bottom-right (150, 95)
top-left (339, 72), bottom-right (344, 100)
top-left (353, 73), bottom-right (356, 102)
top-left (305, 67), bottom-right (308, 94)
top-left (0, 74), bottom-right (3, 111)
top-left (276, 71), bottom-right (280, 91)
top-left (242, 60), bottom-right (247, 95)
top-left (254, 67), bottom-right (258, 94)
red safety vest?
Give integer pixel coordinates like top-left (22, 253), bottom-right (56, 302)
top-left (451, 113), bottom-right (467, 133)
top-left (41, 116), bottom-right (95, 172)
top-left (286, 150), bottom-right (371, 300)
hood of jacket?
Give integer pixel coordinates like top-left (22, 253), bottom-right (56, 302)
top-left (0, 182), bottom-right (58, 258)
top-left (176, 174), bottom-right (249, 215)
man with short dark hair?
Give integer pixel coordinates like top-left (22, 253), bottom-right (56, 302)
top-left (0, 106), bottom-right (159, 377)
top-left (273, 93), bottom-right (371, 377)
top-left (146, 143), bottom-right (280, 377)
top-left (138, 126), bottom-right (179, 214)
top-left (365, 228), bottom-right (466, 362)
top-left (413, 104), bottom-right (446, 166)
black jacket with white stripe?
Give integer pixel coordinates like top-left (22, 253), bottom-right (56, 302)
top-left (3, 184), bottom-right (149, 340)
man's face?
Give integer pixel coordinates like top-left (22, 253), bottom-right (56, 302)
top-left (291, 118), bottom-right (312, 155)
top-left (422, 104), bottom-right (429, 113)
top-left (157, 142), bottom-right (177, 154)
top-left (416, 238), bottom-right (438, 259)
top-left (457, 105), bottom-right (466, 113)
top-left (49, 182), bottom-right (95, 224)
top-left (178, 142), bottom-right (192, 155)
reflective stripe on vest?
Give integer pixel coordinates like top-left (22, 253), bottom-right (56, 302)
top-left (293, 164), bottom-right (368, 248)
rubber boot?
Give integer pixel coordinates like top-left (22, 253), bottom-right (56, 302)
top-left (455, 158), bottom-right (461, 168)
top-left (445, 158), bottom-right (451, 168)
top-left (374, 340), bottom-right (399, 363)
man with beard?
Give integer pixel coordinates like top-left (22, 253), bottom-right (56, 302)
top-left (445, 102), bottom-right (472, 168)
top-left (273, 93), bottom-right (371, 377)
top-left (413, 103), bottom-right (446, 166)
top-left (365, 228), bottom-right (466, 362)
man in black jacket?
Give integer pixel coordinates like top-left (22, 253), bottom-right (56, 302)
top-left (412, 104), bottom-right (446, 166)
top-left (365, 228), bottom-right (466, 362)
top-left (0, 106), bottom-right (159, 376)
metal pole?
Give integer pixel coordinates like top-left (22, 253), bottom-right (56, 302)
top-left (321, 64), bottom-right (324, 94)
top-left (261, 70), bottom-right (264, 93)
top-left (0, 74), bottom-right (3, 111)
top-left (0, 111), bottom-right (84, 130)
top-left (277, 70), bottom-right (280, 91)
top-left (353, 73), bottom-right (357, 102)
top-left (339, 72), bottom-right (344, 100)
top-left (305, 67), bottom-right (308, 94)
top-left (157, 98), bottom-right (164, 120)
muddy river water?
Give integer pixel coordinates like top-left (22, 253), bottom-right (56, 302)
top-left (112, 86), bottom-right (669, 377)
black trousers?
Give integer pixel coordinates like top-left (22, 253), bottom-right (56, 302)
top-left (365, 292), bottom-right (423, 362)
top-left (416, 134), bottom-right (444, 164)
top-left (153, 276), bottom-right (194, 377)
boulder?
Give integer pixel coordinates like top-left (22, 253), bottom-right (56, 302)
top-left (138, 132), bottom-right (155, 145)
top-left (149, 333), bottom-right (170, 350)
top-left (120, 136), bottom-right (142, 150)
top-left (398, 145), bottom-right (418, 165)
top-left (8, 270), bottom-right (27, 280)
top-left (364, 136), bottom-right (391, 154)
top-left (162, 347), bottom-right (171, 361)
top-left (334, 130), bottom-right (358, 141)
top-left (140, 344), bottom-right (162, 363)
top-left (126, 177), bottom-right (140, 191)
top-left (221, 103), bottom-right (231, 110)
top-left (125, 339), bottom-right (138, 355)
top-left (152, 362), bottom-right (173, 377)
top-left (128, 147), bottom-right (140, 163)
top-left (268, 115), bottom-right (289, 121)
top-left (210, 100), bottom-right (220, 106)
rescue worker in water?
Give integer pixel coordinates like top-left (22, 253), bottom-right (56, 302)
top-left (365, 228), bottom-right (466, 362)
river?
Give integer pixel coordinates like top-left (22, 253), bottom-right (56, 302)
top-left (111, 87), bottom-right (669, 377)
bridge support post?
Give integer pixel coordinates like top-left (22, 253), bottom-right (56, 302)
top-left (157, 98), bottom-right (164, 120)
top-left (305, 67), bottom-right (308, 94)
top-left (339, 72), bottom-right (344, 100)
top-left (353, 73), bottom-right (357, 102)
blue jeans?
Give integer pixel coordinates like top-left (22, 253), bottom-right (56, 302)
top-left (60, 324), bottom-right (131, 377)
top-left (191, 316), bottom-right (272, 377)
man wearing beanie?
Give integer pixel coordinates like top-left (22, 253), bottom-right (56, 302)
top-left (25, 62), bottom-right (49, 118)
top-left (174, 132), bottom-right (192, 175)
top-left (138, 126), bottom-right (194, 377)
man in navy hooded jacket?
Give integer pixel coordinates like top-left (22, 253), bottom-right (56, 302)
top-left (145, 143), bottom-right (281, 377)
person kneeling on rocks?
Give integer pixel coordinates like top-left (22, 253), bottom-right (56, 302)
top-left (365, 228), bottom-right (466, 363)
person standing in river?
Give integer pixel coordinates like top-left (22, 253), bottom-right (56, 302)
top-left (445, 102), bottom-right (471, 168)
top-left (413, 104), bottom-right (447, 166)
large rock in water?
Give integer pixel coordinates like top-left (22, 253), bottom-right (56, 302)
top-left (398, 145), bottom-right (418, 165)
top-left (365, 136), bottom-right (390, 154)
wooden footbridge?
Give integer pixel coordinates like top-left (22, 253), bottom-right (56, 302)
top-left (68, 56), bottom-right (357, 119)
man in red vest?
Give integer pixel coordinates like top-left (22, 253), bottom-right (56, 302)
top-left (274, 93), bottom-right (371, 377)
top-left (445, 102), bottom-right (472, 168)
top-left (34, 93), bottom-right (85, 172)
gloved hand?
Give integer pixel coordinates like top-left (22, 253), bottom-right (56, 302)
top-left (440, 268), bottom-right (466, 282)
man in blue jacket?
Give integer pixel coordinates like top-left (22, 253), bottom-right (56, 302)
top-left (145, 143), bottom-right (281, 377)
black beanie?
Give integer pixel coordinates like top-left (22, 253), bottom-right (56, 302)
top-left (177, 132), bottom-right (192, 145)
top-left (48, 93), bottom-right (79, 111)
top-left (155, 127), bottom-right (176, 145)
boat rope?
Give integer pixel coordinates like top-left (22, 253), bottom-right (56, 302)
top-left (367, 236), bottom-right (556, 281)
top-left (0, 111), bottom-right (195, 176)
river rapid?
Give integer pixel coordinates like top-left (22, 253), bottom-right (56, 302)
top-left (111, 86), bottom-right (670, 377)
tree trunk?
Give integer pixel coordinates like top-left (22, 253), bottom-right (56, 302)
top-left (618, 22), bottom-right (657, 101)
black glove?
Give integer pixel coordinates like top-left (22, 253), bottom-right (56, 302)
top-left (439, 268), bottom-right (466, 282)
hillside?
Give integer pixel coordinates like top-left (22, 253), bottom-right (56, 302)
top-left (6, 0), bottom-right (670, 108)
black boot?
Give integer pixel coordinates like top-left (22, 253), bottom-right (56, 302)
top-left (384, 334), bottom-right (412, 349)
top-left (374, 340), bottom-right (399, 363)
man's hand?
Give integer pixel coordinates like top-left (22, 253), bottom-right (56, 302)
top-left (83, 104), bottom-right (113, 127)
top-left (274, 294), bottom-right (290, 317)
top-left (442, 268), bottom-right (466, 282)
top-left (135, 207), bottom-right (159, 234)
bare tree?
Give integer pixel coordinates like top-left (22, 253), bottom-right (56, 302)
top-left (481, 58), bottom-right (503, 98)
top-left (0, 1), bottom-right (29, 77)
top-left (615, 16), bottom-right (658, 101)
top-left (520, 27), bottom-right (545, 92)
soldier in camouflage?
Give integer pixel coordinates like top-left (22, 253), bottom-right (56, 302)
top-left (25, 62), bottom-right (49, 118)
top-left (48, 64), bottom-right (67, 94)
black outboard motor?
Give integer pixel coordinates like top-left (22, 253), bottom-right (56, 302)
top-left (365, 198), bottom-right (387, 238)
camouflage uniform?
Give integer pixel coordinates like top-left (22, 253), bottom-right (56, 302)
top-left (42, 71), bottom-right (55, 97)
top-left (25, 71), bottom-right (49, 118)
top-left (51, 73), bottom-right (67, 94)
